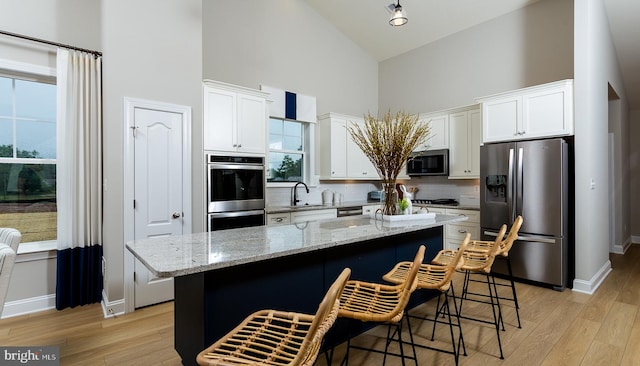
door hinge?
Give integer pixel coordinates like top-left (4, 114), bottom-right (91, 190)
top-left (130, 125), bottom-right (139, 138)
top-left (133, 200), bottom-right (136, 209)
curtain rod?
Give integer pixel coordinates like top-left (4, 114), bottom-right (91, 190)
top-left (0, 29), bottom-right (102, 57)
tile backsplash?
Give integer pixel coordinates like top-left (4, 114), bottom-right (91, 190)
top-left (266, 177), bottom-right (479, 207)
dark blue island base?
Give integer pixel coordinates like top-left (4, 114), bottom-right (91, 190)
top-left (174, 225), bottom-right (444, 365)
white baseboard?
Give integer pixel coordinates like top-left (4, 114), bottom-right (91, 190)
top-left (572, 260), bottom-right (612, 295)
top-left (611, 236), bottom-right (632, 254)
top-left (1, 294), bottom-right (56, 319)
top-left (101, 290), bottom-right (126, 318)
top-left (632, 235), bottom-right (640, 244)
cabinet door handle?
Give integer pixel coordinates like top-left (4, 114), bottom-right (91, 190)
top-left (275, 218), bottom-right (283, 222)
top-left (458, 229), bottom-right (468, 233)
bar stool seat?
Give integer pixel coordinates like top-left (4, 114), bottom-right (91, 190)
top-left (196, 268), bottom-right (351, 366)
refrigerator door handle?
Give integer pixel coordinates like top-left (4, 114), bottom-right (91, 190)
top-left (508, 148), bottom-right (515, 224)
top-left (516, 147), bottom-right (524, 220)
top-left (483, 230), bottom-right (557, 244)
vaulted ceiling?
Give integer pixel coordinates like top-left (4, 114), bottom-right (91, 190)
top-left (304, 0), bottom-right (640, 109)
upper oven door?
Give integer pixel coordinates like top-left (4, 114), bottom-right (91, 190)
top-left (208, 162), bottom-right (265, 212)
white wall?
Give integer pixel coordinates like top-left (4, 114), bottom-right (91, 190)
top-left (202, 0), bottom-right (378, 117)
top-left (379, 0), bottom-right (574, 114)
top-left (100, 0), bottom-right (203, 305)
top-left (572, 0), bottom-right (629, 293)
top-left (630, 109), bottom-right (640, 239)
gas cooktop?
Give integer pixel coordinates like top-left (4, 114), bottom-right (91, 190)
top-left (412, 198), bottom-right (459, 206)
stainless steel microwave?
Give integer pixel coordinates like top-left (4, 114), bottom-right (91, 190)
top-left (406, 149), bottom-right (449, 176)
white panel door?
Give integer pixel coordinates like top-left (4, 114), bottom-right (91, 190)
top-left (133, 107), bottom-right (184, 308)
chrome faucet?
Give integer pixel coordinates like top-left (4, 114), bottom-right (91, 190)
top-left (291, 181), bottom-right (309, 206)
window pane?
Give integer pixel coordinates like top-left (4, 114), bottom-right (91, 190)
top-left (268, 153), bottom-right (303, 182)
top-left (269, 134), bottom-right (282, 150)
top-left (14, 79), bottom-right (56, 121)
top-left (269, 118), bottom-right (282, 135)
top-left (0, 163), bottom-right (57, 242)
top-left (0, 76), bottom-right (57, 244)
top-left (17, 119), bottom-right (56, 159)
top-left (283, 136), bottom-right (302, 151)
top-left (0, 118), bottom-right (12, 157)
top-left (0, 77), bottom-right (11, 116)
top-left (283, 121), bottom-right (301, 138)
top-left (269, 118), bottom-right (283, 149)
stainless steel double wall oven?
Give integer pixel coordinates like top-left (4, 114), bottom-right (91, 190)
top-left (207, 154), bottom-right (265, 231)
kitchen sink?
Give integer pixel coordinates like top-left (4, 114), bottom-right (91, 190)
top-left (288, 204), bottom-right (326, 209)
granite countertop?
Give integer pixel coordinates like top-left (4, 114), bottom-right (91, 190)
top-left (126, 214), bottom-right (467, 278)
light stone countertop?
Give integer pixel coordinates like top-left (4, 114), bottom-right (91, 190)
top-left (126, 214), bottom-right (467, 278)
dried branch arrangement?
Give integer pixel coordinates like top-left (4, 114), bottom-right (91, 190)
top-left (348, 110), bottom-right (431, 182)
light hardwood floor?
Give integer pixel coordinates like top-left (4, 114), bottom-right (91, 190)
top-left (1, 245), bottom-right (638, 366)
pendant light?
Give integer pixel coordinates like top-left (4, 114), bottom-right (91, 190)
top-left (389, 0), bottom-right (408, 26)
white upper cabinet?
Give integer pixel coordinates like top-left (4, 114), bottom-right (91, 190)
top-left (448, 107), bottom-right (481, 179)
top-left (346, 118), bottom-right (378, 179)
top-left (478, 79), bottom-right (573, 143)
top-left (203, 80), bottom-right (268, 155)
top-left (418, 113), bottom-right (449, 151)
top-left (319, 113), bottom-right (377, 180)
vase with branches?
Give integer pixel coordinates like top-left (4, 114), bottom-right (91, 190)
top-left (348, 110), bottom-right (431, 215)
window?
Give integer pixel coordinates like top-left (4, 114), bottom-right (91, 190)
top-left (267, 118), bottom-right (306, 183)
top-left (0, 74), bottom-right (57, 244)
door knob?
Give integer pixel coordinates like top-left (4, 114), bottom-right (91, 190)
top-left (172, 212), bottom-right (182, 219)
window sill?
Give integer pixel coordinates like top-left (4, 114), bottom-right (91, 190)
top-left (17, 240), bottom-right (57, 255)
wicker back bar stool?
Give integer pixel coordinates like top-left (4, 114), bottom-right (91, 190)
top-left (465, 216), bottom-right (524, 328)
top-left (336, 245), bottom-right (426, 366)
top-left (432, 224), bottom-right (508, 359)
top-left (382, 234), bottom-right (471, 366)
top-left (196, 268), bottom-right (351, 366)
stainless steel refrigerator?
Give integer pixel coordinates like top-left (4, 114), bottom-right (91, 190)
top-left (480, 138), bottom-right (570, 290)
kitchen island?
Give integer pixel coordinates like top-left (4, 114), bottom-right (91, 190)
top-left (126, 214), bottom-right (467, 365)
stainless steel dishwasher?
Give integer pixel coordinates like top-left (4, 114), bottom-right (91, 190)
top-left (337, 206), bottom-right (364, 217)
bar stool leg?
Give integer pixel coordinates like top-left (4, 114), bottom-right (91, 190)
top-left (506, 256), bottom-right (522, 328)
top-left (486, 273), bottom-right (505, 359)
top-left (449, 283), bottom-right (467, 357)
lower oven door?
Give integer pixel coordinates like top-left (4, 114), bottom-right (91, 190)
top-left (208, 210), bottom-right (265, 231)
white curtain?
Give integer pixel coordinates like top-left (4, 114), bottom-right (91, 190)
top-left (55, 48), bottom-right (103, 309)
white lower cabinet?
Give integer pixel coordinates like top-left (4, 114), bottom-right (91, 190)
top-left (291, 209), bottom-right (337, 223)
top-left (267, 213), bottom-right (291, 226)
top-left (445, 208), bottom-right (480, 250)
top-left (417, 207), bottom-right (479, 250)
